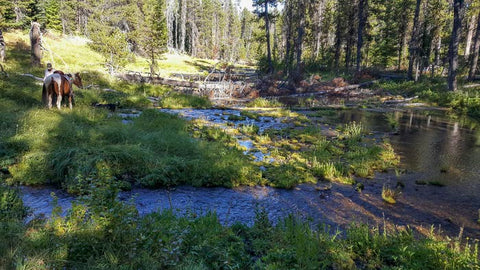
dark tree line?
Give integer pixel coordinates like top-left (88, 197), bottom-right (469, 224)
top-left (1, 0), bottom-right (480, 89)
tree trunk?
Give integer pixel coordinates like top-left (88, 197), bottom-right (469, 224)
top-left (166, 0), bottom-right (175, 48)
top-left (283, 0), bottom-right (293, 75)
top-left (180, 0), bottom-right (186, 52)
top-left (468, 12), bottom-right (480, 81)
top-left (407, 0), bottom-right (422, 81)
top-left (292, 1), bottom-right (306, 85)
top-left (465, 15), bottom-right (476, 59)
top-left (397, 33), bottom-right (407, 71)
top-left (448, 0), bottom-right (464, 91)
top-left (0, 30), bottom-right (5, 62)
top-left (14, 6), bottom-right (24, 24)
top-left (333, 18), bottom-right (342, 71)
top-left (356, 0), bottom-right (367, 72)
top-left (265, 0), bottom-right (273, 73)
top-left (345, 5), bottom-right (355, 71)
top-left (30, 22), bottom-right (42, 67)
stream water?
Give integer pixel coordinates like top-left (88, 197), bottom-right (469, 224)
top-left (20, 107), bottom-right (480, 238)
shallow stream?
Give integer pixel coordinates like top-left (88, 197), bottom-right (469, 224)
top-left (20, 107), bottom-right (480, 238)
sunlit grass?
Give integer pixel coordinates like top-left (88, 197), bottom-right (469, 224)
top-left (2, 30), bottom-right (238, 78)
top-left (2, 187), bottom-right (478, 269)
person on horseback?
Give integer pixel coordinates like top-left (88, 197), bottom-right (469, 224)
top-left (44, 62), bottom-right (55, 80)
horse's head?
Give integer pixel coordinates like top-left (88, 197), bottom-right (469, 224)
top-left (72, 73), bottom-right (83, 89)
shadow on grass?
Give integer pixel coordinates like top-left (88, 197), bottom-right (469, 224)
top-left (6, 107), bottom-right (261, 193)
top-left (183, 60), bottom-right (213, 72)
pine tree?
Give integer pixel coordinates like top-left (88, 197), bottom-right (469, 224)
top-left (45, 0), bottom-right (62, 31)
top-left (139, 0), bottom-right (168, 75)
top-left (253, 0), bottom-right (278, 73)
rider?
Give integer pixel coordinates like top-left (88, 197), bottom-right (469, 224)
top-left (44, 62), bottom-right (56, 81)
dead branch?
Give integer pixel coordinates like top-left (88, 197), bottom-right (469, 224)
top-left (20, 73), bottom-right (44, 81)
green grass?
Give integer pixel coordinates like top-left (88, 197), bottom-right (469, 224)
top-left (259, 124), bottom-right (399, 188)
top-left (246, 98), bottom-right (283, 108)
top-left (0, 31), bottom-right (260, 192)
top-left (382, 185), bottom-right (399, 204)
top-left (0, 187), bottom-right (478, 269)
top-left (376, 79), bottom-right (480, 120)
top-left (6, 108), bottom-right (262, 192)
top-left (3, 30), bottom-right (250, 78)
top-left (0, 30), bottom-right (479, 270)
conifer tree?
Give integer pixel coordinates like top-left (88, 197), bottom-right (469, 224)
top-left (139, 0), bottom-right (168, 75)
top-left (253, 0), bottom-right (278, 73)
top-left (45, 0), bottom-right (62, 31)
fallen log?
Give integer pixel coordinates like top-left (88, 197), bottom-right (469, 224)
top-left (332, 80), bottom-right (379, 92)
top-left (383, 96), bottom-right (419, 104)
top-left (20, 73), bottom-right (43, 81)
top-left (263, 79), bottom-right (379, 98)
top-left (119, 73), bottom-right (200, 88)
top-left (462, 83), bottom-right (480, 89)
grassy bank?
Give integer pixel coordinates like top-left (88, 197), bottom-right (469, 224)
top-left (375, 78), bottom-right (480, 120)
top-left (1, 185), bottom-right (478, 269)
top-left (1, 30), bottom-right (398, 192)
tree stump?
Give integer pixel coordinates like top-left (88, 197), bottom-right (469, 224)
top-left (29, 22), bottom-right (42, 67)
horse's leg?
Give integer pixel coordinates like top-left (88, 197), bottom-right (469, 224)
top-left (42, 83), bottom-right (47, 107)
top-left (68, 94), bottom-right (73, 109)
top-left (54, 81), bottom-right (62, 109)
top-left (48, 93), bottom-right (52, 109)
top-left (56, 93), bottom-right (62, 109)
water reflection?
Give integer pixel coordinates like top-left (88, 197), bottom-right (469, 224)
top-left (20, 108), bottom-right (480, 238)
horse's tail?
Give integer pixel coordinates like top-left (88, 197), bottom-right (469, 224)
top-left (42, 83), bottom-right (47, 106)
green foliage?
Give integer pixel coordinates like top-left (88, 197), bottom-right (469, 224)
top-left (246, 98), bottom-right (283, 108)
top-left (381, 184), bottom-right (399, 204)
top-left (0, 185), bottom-right (27, 221)
top-left (0, 174), bottom-right (479, 269)
top-left (239, 123), bottom-right (260, 135)
top-left (256, 123), bottom-right (399, 187)
top-left (6, 108), bottom-right (261, 190)
top-left (139, 0), bottom-right (168, 74)
top-left (377, 80), bottom-right (480, 120)
top-left (45, 0), bottom-right (62, 31)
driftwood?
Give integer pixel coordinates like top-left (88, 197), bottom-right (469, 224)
top-left (383, 96), bottom-right (419, 104)
top-left (266, 79), bottom-right (379, 98)
top-left (463, 83), bottom-right (480, 88)
top-left (119, 73), bottom-right (199, 88)
top-left (332, 80), bottom-right (379, 92)
top-left (20, 73), bottom-right (44, 81)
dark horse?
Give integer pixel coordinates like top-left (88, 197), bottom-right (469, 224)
top-left (42, 71), bottom-right (83, 109)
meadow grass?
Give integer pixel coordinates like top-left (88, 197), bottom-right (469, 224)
top-left (0, 30), bottom-right (479, 270)
top-left (2, 30), bottom-right (238, 78)
top-left (246, 97), bottom-right (283, 108)
top-left (0, 30), bottom-right (259, 192)
top-left (0, 186), bottom-right (478, 269)
top-left (376, 79), bottom-right (480, 120)
top-left (259, 124), bottom-right (399, 188)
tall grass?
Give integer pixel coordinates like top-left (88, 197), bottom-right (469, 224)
top-left (3, 189), bottom-right (477, 269)
top-left (6, 109), bottom-right (261, 192)
top-left (376, 79), bottom-right (480, 120)
top-left (246, 97), bottom-right (283, 108)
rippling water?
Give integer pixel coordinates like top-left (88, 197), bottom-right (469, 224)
top-left (20, 107), bottom-right (480, 238)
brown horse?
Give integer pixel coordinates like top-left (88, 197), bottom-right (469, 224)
top-left (42, 72), bottom-right (83, 109)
